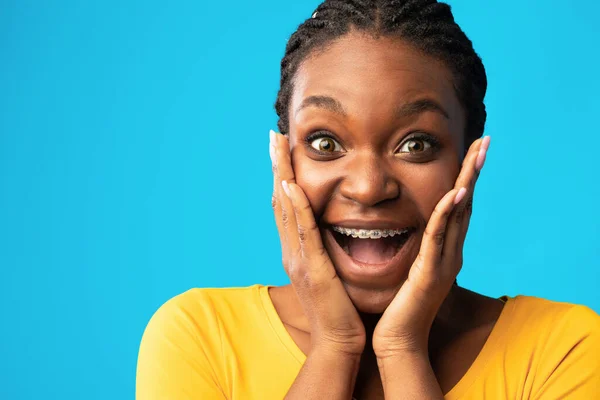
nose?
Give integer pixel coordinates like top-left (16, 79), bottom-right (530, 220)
top-left (338, 153), bottom-right (400, 207)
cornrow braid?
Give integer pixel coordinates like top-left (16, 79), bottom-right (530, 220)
top-left (274, 0), bottom-right (487, 149)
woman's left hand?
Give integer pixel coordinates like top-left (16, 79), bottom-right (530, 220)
top-left (372, 136), bottom-right (491, 358)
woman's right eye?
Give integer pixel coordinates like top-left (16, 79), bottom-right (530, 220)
top-left (309, 136), bottom-right (343, 153)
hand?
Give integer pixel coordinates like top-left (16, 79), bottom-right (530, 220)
top-left (372, 136), bottom-right (491, 358)
top-left (270, 130), bottom-right (366, 356)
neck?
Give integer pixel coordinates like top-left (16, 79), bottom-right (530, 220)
top-left (357, 285), bottom-right (461, 353)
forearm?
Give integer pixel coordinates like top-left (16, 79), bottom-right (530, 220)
top-left (285, 347), bottom-right (361, 400)
top-left (377, 352), bottom-right (444, 400)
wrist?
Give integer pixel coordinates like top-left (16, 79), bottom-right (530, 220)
top-left (311, 341), bottom-right (365, 361)
top-left (312, 334), bottom-right (366, 359)
top-left (373, 330), bottom-right (428, 359)
top-left (374, 345), bottom-right (428, 362)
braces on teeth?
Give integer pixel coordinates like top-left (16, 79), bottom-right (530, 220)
top-left (332, 226), bottom-right (409, 239)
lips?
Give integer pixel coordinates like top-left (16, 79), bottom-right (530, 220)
top-left (336, 229), bottom-right (412, 263)
top-left (323, 224), bottom-right (418, 286)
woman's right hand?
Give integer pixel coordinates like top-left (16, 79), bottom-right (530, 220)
top-left (270, 130), bottom-right (366, 357)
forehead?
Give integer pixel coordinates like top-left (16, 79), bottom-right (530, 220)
top-left (290, 31), bottom-right (465, 131)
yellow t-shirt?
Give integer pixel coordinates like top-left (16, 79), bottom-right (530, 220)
top-left (136, 285), bottom-right (600, 399)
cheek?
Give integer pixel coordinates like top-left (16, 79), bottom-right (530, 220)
top-left (292, 154), bottom-right (336, 218)
top-left (405, 159), bottom-right (460, 220)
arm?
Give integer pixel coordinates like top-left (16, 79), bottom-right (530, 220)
top-left (285, 347), bottom-right (362, 400)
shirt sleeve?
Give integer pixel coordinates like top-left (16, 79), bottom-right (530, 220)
top-left (136, 291), bottom-right (228, 400)
top-left (533, 304), bottom-right (600, 399)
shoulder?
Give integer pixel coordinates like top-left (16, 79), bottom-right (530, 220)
top-left (508, 295), bottom-right (600, 335)
top-left (506, 295), bottom-right (600, 371)
top-left (502, 296), bottom-right (600, 397)
top-left (536, 298), bottom-right (600, 354)
top-left (136, 285), bottom-right (267, 394)
top-left (141, 285), bottom-right (265, 340)
top-left (136, 287), bottom-right (265, 399)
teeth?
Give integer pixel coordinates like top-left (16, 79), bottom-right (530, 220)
top-left (332, 226), bottom-right (409, 239)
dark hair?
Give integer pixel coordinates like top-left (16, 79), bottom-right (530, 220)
top-left (274, 0), bottom-right (487, 149)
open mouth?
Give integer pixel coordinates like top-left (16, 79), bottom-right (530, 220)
top-left (330, 226), bottom-right (416, 265)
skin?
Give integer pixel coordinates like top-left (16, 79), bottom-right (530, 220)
top-left (269, 31), bottom-right (505, 398)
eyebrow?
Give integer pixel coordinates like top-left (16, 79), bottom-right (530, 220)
top-left (294, 95), bottom-right (450, 120)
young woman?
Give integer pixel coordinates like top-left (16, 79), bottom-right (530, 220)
top-left (136, 1), bottom-right (600, 398)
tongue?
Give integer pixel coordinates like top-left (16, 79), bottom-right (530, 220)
top-left (347, 237), bottom-right (399, 264)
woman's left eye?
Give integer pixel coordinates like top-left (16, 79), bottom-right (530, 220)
top-left (310, 136), bottom-right (343, 153)
top-left (397, 137), bottom-right (433, 154)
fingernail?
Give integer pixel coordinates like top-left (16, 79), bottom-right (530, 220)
top-left (281, 180), bottom-right (291, 197)
top-left (269, 130), bottom-right (277, 163)
top-left (269, 142), bottom-right (276, 163)
top-left (481, 135), bottom-right (491, 152)
top-left (475, 148), bottom-right (487, 171)
top-left (454, 187), bottom-right (467, 205)
top-left (475, 136), bottom-right (491, 171)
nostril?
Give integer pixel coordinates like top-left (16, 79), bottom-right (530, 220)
top-left (338, 156), bottom-right (401, 206)
top-left (340, 179), bottom-right (400, 207)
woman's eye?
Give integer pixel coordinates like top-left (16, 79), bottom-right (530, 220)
top-left (397, 138), bottom-right (432, 154)
top-left (310, 137), bottom-right (343, 153)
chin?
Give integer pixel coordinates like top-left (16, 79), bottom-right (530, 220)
top-left (343, 282), bottom-right (403, 314)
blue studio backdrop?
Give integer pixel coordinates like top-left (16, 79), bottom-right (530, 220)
top-left (1, 1), bottom-right (599, 399)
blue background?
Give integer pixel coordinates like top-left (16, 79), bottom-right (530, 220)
top-left (1, 0), bottom-right (599, 398)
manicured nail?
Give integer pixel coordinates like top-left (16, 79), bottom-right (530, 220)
top-left (281, 180), bottom-right (291, 197)
top-left (269, 142), bottom-right (276, 164)
top-left (475, 136), bottom-right (491, 171)
top-left (476, 148), bottom-right (487, 171)
top-left (269, 130), bottom-right (277, 163)
top-left (454, 187), bottom-right (467, 205)
top-left (481, 135), bottom-right (491, 152)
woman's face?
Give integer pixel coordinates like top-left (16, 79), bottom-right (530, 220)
top-left (288, 32), bottom-right (467, 314)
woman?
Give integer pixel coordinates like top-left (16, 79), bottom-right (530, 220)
top-left (136, 1), bottom-right (600, 398)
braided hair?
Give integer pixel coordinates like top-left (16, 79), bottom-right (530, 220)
top-left (274, 0), bottom-right (487, 149)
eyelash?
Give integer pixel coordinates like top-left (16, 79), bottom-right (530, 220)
top-left (304, 131), bottom-right (442, 155)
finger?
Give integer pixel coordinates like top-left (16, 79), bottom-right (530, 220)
top-left (444, 137), bottom-right (490, 252)
top-left (454, 137), bottom-right (484, 190)
top-left (414, 188), bottom-right (462, 286)
top-left (285, 182), bottom-right (335, 281)
top-left (457, 136), bottom-right (490, 245)
top-left (276, 133), bottom-right (296, 185)
top-left (274, 133), bottom-right (301, 266)
top-left (442, 137), bottom-right (485, 260)
top-left (453, 136), bottom-right (490, 202)
top-left (270, 131), bottom-right (290, 272)
top-left (476, 136), bottom-right (491, 172)
top-left (456, 194), bottom-right (474, 260)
